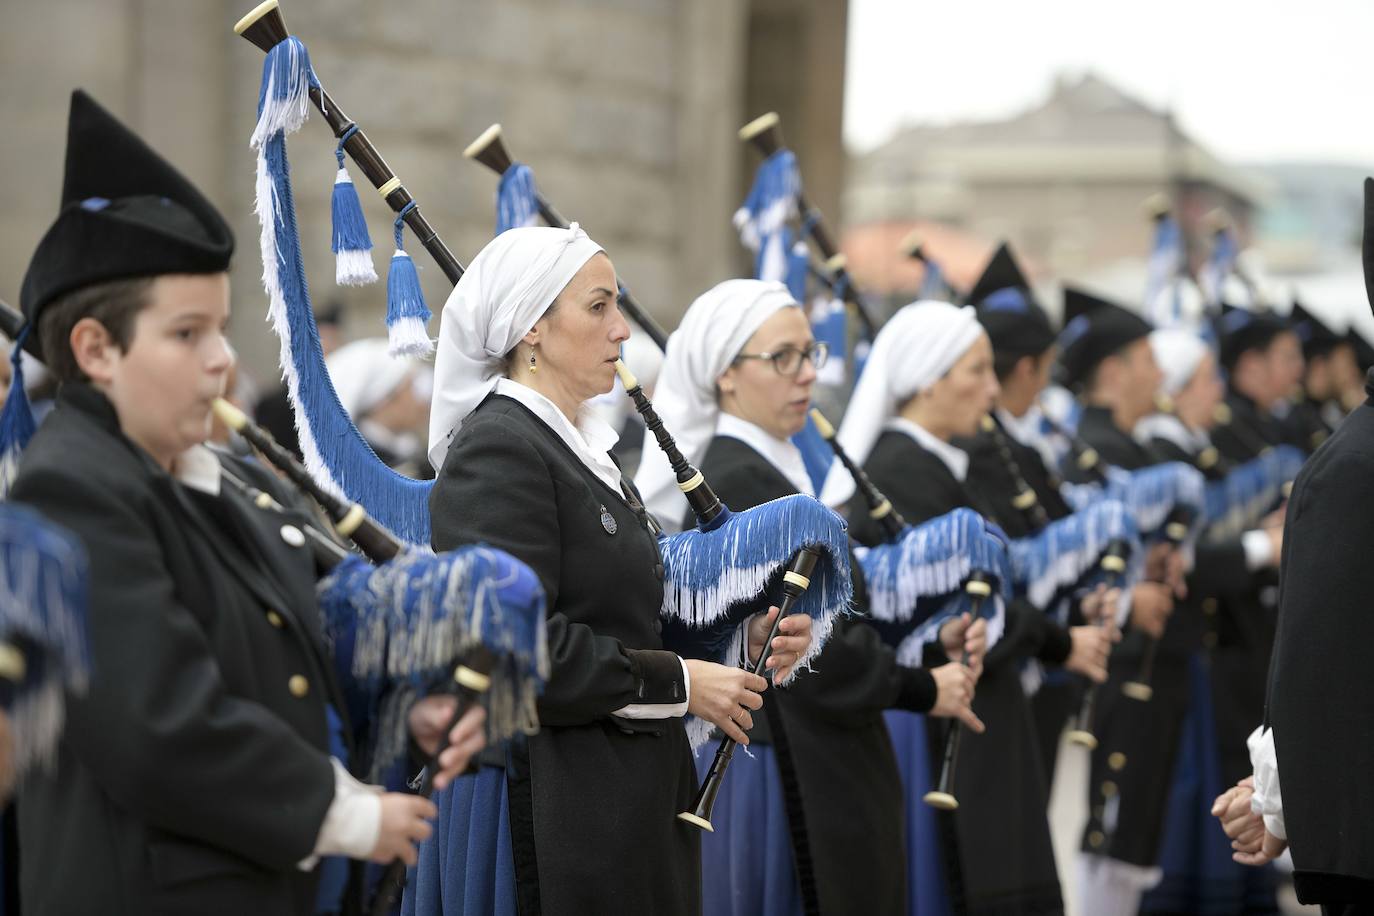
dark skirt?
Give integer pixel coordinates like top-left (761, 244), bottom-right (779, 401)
top-left (1141, 654), bottom-right (1278, 915)
top-left (695, 741), bottom-right (803, 916)
top-left (403, 765), bottom-right (516, 916)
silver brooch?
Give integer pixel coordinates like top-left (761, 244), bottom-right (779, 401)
top-left (600, 505), bottom-right (617, 535)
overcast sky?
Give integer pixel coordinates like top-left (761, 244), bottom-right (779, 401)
top-left (845, 0), bottom-right (1374, 166)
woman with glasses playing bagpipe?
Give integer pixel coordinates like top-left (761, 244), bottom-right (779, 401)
top-left (634, 279), bottom-right (992, 916)
top-left (422, 230), bottom-right (841, 916)
top-left (4, 91), bottom-right (525, 916)
top-left (829, 300), bottom-right (1142, 916)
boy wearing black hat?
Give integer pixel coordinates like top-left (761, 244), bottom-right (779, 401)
top-left (1284, 301), bottom-right (1353, 451)
top-left (9, 91), bottom-right (483, 916)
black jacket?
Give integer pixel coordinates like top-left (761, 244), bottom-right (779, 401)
top-left (429, 394), bottom-right (697, 916)
top-left (12, 384), bottom-right (346, 916)
top-left (1267, 378), bottom-right (1374, 902)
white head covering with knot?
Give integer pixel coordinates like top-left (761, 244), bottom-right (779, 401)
top-left (428, 223), bottom-right (604, 470)
top-left (819, 300), bottom-right (985, 507)
top-left (634, 279), bottom-right (799, 531)
top-left (1149, 328), bottom-right (1209, 397)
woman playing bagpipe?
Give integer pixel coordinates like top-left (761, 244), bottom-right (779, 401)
top-left (1131, 329), bottom-right (1290, 916)
top-left (952, 244), bottom-right (1122, 787)
top-left (828, 300), bottom-right (1129, 916)
top-left (421, 228), bottom-right (825, 916)
top-left (634, 279), bottom-right (990, 915)
top-left (5, 91), bottom-right (524, 916)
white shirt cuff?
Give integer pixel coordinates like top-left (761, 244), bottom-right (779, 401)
top-left (611, 657), bottom-right (691, 720)
top-left (1247, 725), bottom-right (1287, 841)
top-left (1242, 529), bottom-right (1276, 571)
top-left (298, 757), bottom-right (384, 870)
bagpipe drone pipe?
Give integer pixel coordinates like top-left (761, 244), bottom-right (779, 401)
top-left (232, 0), bottom-right (855, 764)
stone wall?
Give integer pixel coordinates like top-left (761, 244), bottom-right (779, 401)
top-left (0, 0), bottom-right (845, 390)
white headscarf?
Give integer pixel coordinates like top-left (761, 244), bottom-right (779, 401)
top-left (819, 300), bottom-right (985, 506)
top-left (1149, 328), bottom-right (1209, 397)
top-left (428, 223), bottom-right (604, 470)
top-left (326, 338), bottom-right (416, 420)
top-left (634, 279), bottom-right (799, 529)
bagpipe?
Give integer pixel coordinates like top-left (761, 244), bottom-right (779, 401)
top-left (812, 408), bottom-right (1010, 811)
top-left (234, 0), bottom-right (858, 832)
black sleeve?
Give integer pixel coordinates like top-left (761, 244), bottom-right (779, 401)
top-left (1189, 539), bottom-right (1252, 596)
top-left (1035, 618), bottom-right (1075, 667)
top-left (11, 467), bottom-right (334, 869)
top-left (430, 417), bottom-right (681, 727)
top-left (981, 598), bottom-right (1044, 673)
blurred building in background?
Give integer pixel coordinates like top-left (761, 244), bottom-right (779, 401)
top-left (840, 73), bottom-right (1275, 311)
top-left (0, 0), bottom-right (848, 390)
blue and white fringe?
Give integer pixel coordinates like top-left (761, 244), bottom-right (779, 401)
top-left (318, 546), bottom-right (547, 779)
top-left (1063, 461), bottom-right (1206, 543)
top-left (856, 508), bottom-right (1011, 667)
top-left (0, 504), bottom-right (90, 775)
top-left (1008, 498), bottom-right (1140, 615)
top-left (250, 37), bottom-right (433, 545)
top-left (1203, 446), bottom-right (1303, 541)
top-left (656, 494), bottom-right (852, 749)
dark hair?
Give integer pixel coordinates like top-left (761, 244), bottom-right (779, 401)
top-left (38, 276), bottom-right (155, 382)
top-left (994, 349), bottom-right (1033, 382)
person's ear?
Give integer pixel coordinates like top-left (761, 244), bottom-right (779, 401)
top-left (70, 318), bottom-right (120, 384)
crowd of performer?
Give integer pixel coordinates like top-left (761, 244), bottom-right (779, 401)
top-left (3, 20), bottom-right (1374, 916)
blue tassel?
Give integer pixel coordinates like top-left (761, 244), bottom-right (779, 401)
top-left (330, 128), bottom-right (377, 287)
top-left (252, 37), bottom-right (434, 545)
top-left (858, 508), bottom-right (1011, 665)
top-left (318, 546), bottom-right (547, 779)
top-left (496, 163), bottom-right (540, 234)
top-left (0, 331), bottom-right (37, 498)
top-left (1063, 461), bottom-right (1206, 542)
top-left (0, 502), bottom-right (91, 774)
top-left (386, 202), bottom-right (432, 358)
top-left (735, 148), bottom-right (801, 285)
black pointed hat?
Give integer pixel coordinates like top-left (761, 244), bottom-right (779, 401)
top-left (966, 242), bottom-right (1055, 359)
top-left (1290, 298), bottom-right (1345, 359)
top-left (1056, 286), bottom-right (1153, 390)
top-left (18, 91), bottom-right (234, 351)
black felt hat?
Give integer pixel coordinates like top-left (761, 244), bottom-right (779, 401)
top-left (18, 90), bottom-right (234, 351)
top-left (1216, 304), bottom-right (1292, 371)
top-left (1290, 299), bottom-right (1345, 360)
top-left (967, 242), bottom-right (1056, 359)
top-left (1056, 286), bottom-right (1153, 390)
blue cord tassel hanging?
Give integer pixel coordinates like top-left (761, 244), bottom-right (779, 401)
top-left (0, 330), bottom-right (38, 498)
top-left (330, 126), bottom-right (377, 287)
top-left (496, 162), bottom-right (541, 234)
top-left (386, 201), bottom-right (433, 358)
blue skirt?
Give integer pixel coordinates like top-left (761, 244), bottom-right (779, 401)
top-left (884, 710), bottom-right (952, 916)
top-left (402, 764), bottom-right (516, 916)
top-left (695, 740), bottom-right (803, 916)
top-left (1141, 654), bottom-right (1277, 915)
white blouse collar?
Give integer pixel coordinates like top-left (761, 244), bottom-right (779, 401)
top-left (173, 443), bottom-right (222, 495)
top-left (1134, 412), bottom-right (1209, 454)
top-left (716, 412), bottom-right (815, 497)
top-left (496, 378), bottom-right (624, 493)
top-left (886, 416), bottom-right (969, 482)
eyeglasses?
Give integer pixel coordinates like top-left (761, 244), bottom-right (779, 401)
top-left (733, 341), bottom-right (830, 376)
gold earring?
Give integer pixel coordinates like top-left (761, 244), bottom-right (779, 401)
top-left (528, 348), bottom-right (537, 374)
